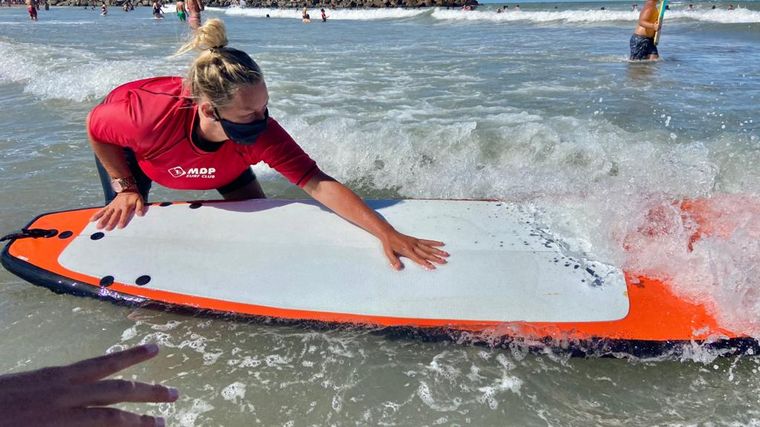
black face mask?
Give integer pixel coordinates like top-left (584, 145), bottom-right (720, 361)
top-left (213, 107), bottom-right (269, 145)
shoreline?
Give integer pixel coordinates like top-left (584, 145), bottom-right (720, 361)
top-left (19, 0), bottom-right (480, 8)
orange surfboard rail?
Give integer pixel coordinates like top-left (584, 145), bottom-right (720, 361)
top-left (1, 201), bottom-right (757, 356)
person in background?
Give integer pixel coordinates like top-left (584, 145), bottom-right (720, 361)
top-left (101, 1), bottom-right (107, 15)
top-left (176, 0), bottom-right (186, 21)
top-left (26, 0), bottom-right (37, 20)
top-left (302, 6), bottom-right (311, 22)
top-left (0, 344), bottom-right (178, 426)
top-left (629, 0), bottom-right (661, 60)
top-left (152, 0), bottom-right (163, 19)
top-left (321, 8), bottom-right (328, 22)
top-left (186, 0), bottom-right (203, 29)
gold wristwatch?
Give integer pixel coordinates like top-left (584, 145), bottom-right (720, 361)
top-left (111, 176), bottom-right (138, 194)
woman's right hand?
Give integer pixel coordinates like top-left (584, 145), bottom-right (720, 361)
top-left (90, 192), bottom-right (147, 230)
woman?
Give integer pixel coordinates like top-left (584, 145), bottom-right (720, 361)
top-left (26, 0), bottom-right (37, 20)
top-left (186, 0), bottom-right (203, 29)
top-left (176, 0), bottom-right (186, 21)
top-left (87, 19), bottom-right (447, 271)
top-left (151, 0), bottom-right (162, 19)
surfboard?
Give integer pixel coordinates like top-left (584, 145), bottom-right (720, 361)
top-left (653, 0), bottom-right (668, 45)
top-left (0, 199), bottom-right (751, 353)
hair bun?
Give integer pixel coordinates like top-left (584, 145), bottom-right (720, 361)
top-left (175, 18), bottom-right (229, 56)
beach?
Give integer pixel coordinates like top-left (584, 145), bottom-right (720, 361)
top-left (1, 3), bottom-right (759, 425)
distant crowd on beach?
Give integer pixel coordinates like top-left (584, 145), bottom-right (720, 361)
top-left (7, 0), bottom-right (746, 11)
top-left (17, 0), bottom-right (207, 24)
top-left (12, 0), bottom-right (746, 23)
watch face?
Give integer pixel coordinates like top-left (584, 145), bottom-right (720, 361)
top-left (111, 179), bottom-right (125, 193)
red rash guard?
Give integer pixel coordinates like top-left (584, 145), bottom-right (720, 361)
top-left (88, 76), bottom-right (320, 191)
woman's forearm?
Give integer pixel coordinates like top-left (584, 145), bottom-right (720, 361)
top-left (303, 171), bottom-right (448, 270)
top-left (303, 172), bottom-right (395, 240)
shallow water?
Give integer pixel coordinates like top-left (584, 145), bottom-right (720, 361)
top-left (1, 3), bottom-right (759, 425)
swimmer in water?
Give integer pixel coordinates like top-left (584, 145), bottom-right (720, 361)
top-left (152, 0), bottom-right (163, 19)
top-left (302, 7), bottom-right (311, 23)
top-left (176, 0), bottom-right (186, 21)
top-left (26, 0), bottom-right (37, 20)
top-left (321, 8), bottom-right (327, 22)
top-left (629, 0), bottom-right (661, 60)
top-left (186, 0), bottom-right (203, 29)
top-left (100, 1), bottom-right (107, 15)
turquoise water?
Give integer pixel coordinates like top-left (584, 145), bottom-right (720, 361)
top-left (1, 4), bottom-right (759, 425)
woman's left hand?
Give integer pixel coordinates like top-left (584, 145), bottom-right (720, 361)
top-left (381, 231), bottom-right (449, 271)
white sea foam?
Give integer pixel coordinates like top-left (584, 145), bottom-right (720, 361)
top-left (271, 107), bottom-right (760, 338)
top-left (213, 5), bottom-right (760, 24)
top-left (431, 7), bottom-right (760, 24)
top-left (221, 381), bottom-right (247, 403)
top-left (0, 40), bottom-right (185, 102)
top-left (224, 6), bottom-right (428, 20)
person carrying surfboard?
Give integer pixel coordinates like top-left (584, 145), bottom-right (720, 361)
top-left (629, 0), bottom-right (662, 60)
top-left (86, 19), bottom-right (448, 271)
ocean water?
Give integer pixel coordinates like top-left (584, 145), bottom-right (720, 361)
top-left (1, 3), bottom-right (759, 425)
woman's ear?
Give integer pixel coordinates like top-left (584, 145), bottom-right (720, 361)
top-left (199, 102), bottom-right (217, 121)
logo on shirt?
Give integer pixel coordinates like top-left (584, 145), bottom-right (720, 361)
top-left (168, 166), bottom-right (186, 178)
top-left (168, 166), bottom-right (216, 179)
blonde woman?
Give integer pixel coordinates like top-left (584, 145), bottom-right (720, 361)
top-left (302, 6), bottom-right (311, 22)
top-left (176, 0), bottom-right (186, 21)
top-left (86, 19), bottom-right (448, 271)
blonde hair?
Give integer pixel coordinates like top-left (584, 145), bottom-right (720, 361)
top-left (176, 19), bottom-right (263, 108)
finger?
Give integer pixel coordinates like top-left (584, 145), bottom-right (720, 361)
top-left (414, 246), bottom-right (447, 265)
top-left (60, 380), bottom-right (179, 407)
top-left (90, 207), bottom-right (107, 223)
top-left (401, 247), bottom-right (435, 270)
top-left (105, 207), bottom-right (123, 231)
top-left (383, 244), bottom-right (403, 271)
top-left (136, 198), bottom-right (146, 217)
top-left (417, 239), bottom-right (446, 248)
top-left (421, 245), bottom-right (450, 258)
top-left (62, 407), bottom-right (165, 427)
top-left (96, 209), bottom-right (114, 230)
top-left (62, 344), bottom-right (160, 384)
top-left (117, 204), bottom-right (135, 229)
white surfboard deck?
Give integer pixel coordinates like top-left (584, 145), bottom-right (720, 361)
top-left (58, 199), bottom-right (629, 323)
